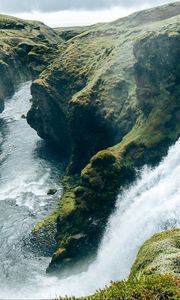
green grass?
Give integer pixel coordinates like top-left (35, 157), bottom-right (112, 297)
top-left (55, 274), bottom-right (180, 300)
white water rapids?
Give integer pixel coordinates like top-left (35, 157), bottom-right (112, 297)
top-left (0, 82), bottom-right (179, 299)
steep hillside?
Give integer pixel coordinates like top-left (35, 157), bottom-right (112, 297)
top-left (27, 2), bottom-right (180, 272)
top-left (0, 14), bottom-right (63, 112)
top-left (54, 24), bottom-right (103, 41)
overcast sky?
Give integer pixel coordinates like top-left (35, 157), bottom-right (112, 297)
top-left (0, 0), bottom-right (176, 27)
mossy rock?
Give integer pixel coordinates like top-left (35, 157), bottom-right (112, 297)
top-left (130, 229), bottom-right (180, 277)
top-left (91, 150), bottom-right (116, 168)
top-left (47, 188), bottom-right (57, 195)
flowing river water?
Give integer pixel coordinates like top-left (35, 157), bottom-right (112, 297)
top-left (0, 82), bottom-right (179, 299)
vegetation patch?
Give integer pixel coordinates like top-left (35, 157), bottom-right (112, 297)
top-left (55, 274), bottom-right (180, 300)
top-left (131, 229), bottom-right (180, 277)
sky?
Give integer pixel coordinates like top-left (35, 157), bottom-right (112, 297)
top-left (0, 0), bottom-right (176, 27)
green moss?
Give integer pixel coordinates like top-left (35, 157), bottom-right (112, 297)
top-left (58, 191), bottom-right (76, 218)
top-left (90, 149), bottom-right (116, 168)
top-left (86, 274), bottom-right (180, 300)
top-left (32, 175), bottom-right (78, 255)
top-left (55, 274), bottom-right (180, 300)
top-left (34, 177), bottom-right (77, 234)
top-left (130, 229), bottom-right (180, 277)
top-left (33, 210), bottom-right (59, 233)
top-left (53, 247), bottom-right (66, 260)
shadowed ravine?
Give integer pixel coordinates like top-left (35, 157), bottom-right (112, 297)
top-left (0, 82), bottom-right (179, 299)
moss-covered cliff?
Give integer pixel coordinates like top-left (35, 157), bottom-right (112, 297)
top-left (27, 3), bottom-right (180, 272)
top-left (0, 14), bottom-right (63, 112)
top-left (28, 2), bottom-right (180, 171)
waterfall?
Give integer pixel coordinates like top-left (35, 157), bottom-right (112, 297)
top-left (35, 137), bottom-right (180, 299)
top-left (0, 82), bottom-right (179, 299)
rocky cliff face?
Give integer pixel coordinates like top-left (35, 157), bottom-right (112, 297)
top-left (0, 14), bottom-right (62, 113)
top-left (26, 2), bottom-right (180, 272)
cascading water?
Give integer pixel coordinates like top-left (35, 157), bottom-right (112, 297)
top-left (0, 82), bottom-right (179, 299)
top-left (33, 137), bottom-right (180, 299)
top-left (0, 82), bottom-right (65, 298)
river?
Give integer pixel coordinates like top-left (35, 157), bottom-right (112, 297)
top-left (0, 82), bottom-right (65, 298)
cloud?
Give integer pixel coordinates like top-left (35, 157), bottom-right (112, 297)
top-left (0, 0), bottom-right (175, 13)
top-left (12, 7), bottom-right (137, 27)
